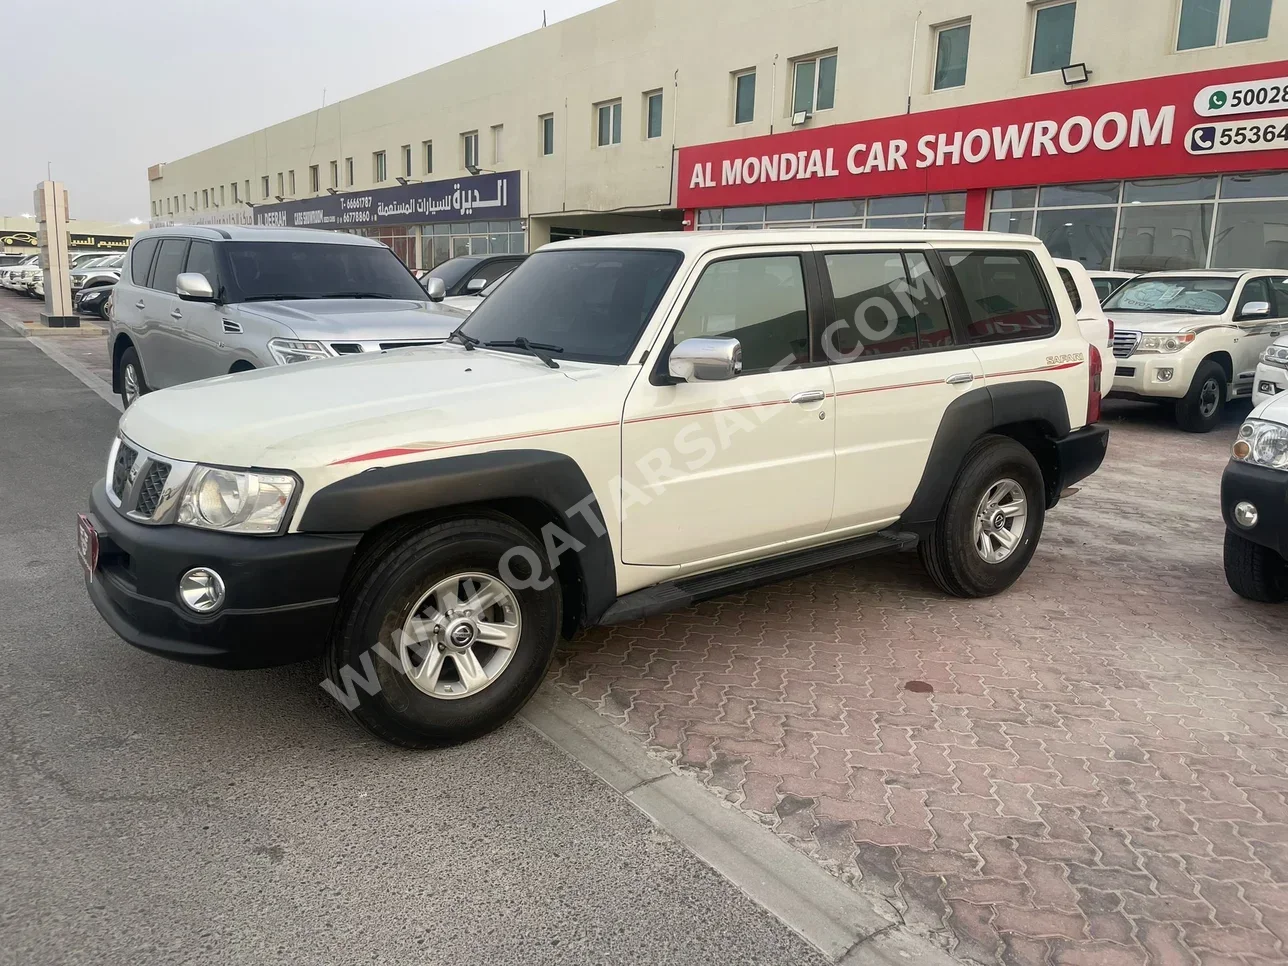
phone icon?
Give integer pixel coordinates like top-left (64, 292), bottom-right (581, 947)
top-left (1190, 126), bottom-right (1216, 152)
top-left (1209, 90), bottom-right (1228, 111)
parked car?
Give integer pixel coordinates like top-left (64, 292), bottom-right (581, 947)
top-left (424, 253), bottom-right (527, 298)
top-left (1223, 392), bottom-right (1288, 601)
top-left (71, 254), bottom-right (124, 293)
top-left (439, 270), bottom-right (511, 314)
top-left (2, 258), bottom-right (41, 291)
top-left (1104, 271), bottom-right (1288, 432)
top-left (107, 226), bottom-right (469, 407)
top-left (80, 229), bottom-right (1108, 747)
top-left (1054, 258), bottom-right (1112, 353)
top-left (0, 253), bottom-right (29, 268)
top-left (77, 283), bottom-right (114, 320)
top-left (1087, 270), bottom-right (1135, 302)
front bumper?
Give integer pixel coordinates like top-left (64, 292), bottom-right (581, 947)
top-left (1051, 424), bottom-right (1110, 502)
top-left (83, 481), bottom-right (361, 669)
top-left (1108, 352), bottom-right (1194, 400)
top-left (1253, 362), bottom-right (1287, 406)
top-left (1221, 460), bottom-right (1288, 556)
top-left (76, 289), bottom-right (109, 312)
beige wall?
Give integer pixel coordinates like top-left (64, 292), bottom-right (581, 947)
top-left (149, 0), bottom-right (1288, 223)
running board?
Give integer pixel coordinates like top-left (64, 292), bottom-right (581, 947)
top-left (597, 529), bottom-right (917, 626)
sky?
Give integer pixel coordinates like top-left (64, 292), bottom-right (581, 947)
top-left (0, 0), bottom-right (613, 223)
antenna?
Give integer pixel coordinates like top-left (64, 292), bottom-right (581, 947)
top-left (542, 9), bottom-right (547, 26)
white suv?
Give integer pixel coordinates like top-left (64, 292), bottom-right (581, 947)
top-left (78, 231), bottom-right (1108, 747)
top-left (1104, 271), bottom-right (1288, 432)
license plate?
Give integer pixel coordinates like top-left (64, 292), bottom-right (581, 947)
top-left (77, 513), bottom-right (99, 582)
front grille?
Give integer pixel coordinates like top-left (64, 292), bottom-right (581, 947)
top-left (111, 443), bottom-right (138, 499)
top-left (1112, 329), bottom-right (1141, 359)
top-left (134, 461), bottom-right (171, 518)
top-left (1115, 366), bottom-right (1136, 377)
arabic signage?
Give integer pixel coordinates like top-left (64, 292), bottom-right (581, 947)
top-left (677, 60), bottom-right (1288, 210)
top-left (252, 171), bottom-right (520, 229)
top-left (2, 230), bottom-right (133, 250)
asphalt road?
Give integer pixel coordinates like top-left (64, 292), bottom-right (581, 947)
top-left (0, 326), bottom-right (828, 966)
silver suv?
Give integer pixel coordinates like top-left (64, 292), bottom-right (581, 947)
top-left (109, 226), bottom-right (468, 407)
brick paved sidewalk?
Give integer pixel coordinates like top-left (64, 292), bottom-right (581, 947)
top-left (552, 403), bottom-right (1288, 966)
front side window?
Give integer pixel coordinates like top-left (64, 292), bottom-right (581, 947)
top-left (541, 115), bottom-right (555, 156)
top-left (374, 151), bottom-right (387, 183)
top-left (793, 52), bottom-right (837, 114)
top-left (185, 240), bottom-right (219, 291)
top-left (934, 21), bottom-right (971, 90)
top-left (1179, 0), bottom-right (1272, 49)
top-left (1032, 2), bottom-right (1077, 74)
top-left (460, 249), bottom-right (683, 365)
top-left (151, 238), bottom-right (189, 294)
top-left (645, 91), bottom-right (663, 139)
top-left (597, 101), bottom-right (622, 146)
top-left (221, 242), bottom-right (428, 303)
top-left (673, 255), bottom-right (810, 372)
top-left (944, 250), bottom-right (1057, 343)
top-left (824, 251), bottom-right (954, 359)
top-left (1237, 277), bottom-right (1272, 316)
top-left (734, 70), bottom-right (756, 124)
top-left (1104, 276), bottom-right (1237, 314)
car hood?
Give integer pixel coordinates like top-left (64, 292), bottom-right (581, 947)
top-left (1103, 311), bottom-right (1229, 333)
top-left (235, 298), bottom-right (469, 339)
top-left (119, 344), bottom-right (633, 473)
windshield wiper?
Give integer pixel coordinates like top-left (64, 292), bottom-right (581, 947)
top-left (486, 337), bottom-right (563, 369)
top-left (447, 324), bottom-right (480, 350)
top-left (241, 294), bottom-right (313, 302)
top-left (318, 291), bottom-right (396, 299)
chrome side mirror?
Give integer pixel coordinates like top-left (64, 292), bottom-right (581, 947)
top-left (668, 337), bottom-right (743, 382)
top-left (424, 276), bottom-right (446, 302)
top-left (465, 277), bottom-right (488, 294)
top-left (175, 272), bottom-right (215, 302)
top-left (1241, 300), bottom-right (1271, 319)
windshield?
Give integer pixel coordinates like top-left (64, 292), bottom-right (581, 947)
top-left (74, 256), bottom-right (109, 270)
top-left (223, 241), bottom-right (429, 302)
top-left (459, 248), bottom-right (683, 364)
top-left (1103, 277), bottom-right (1238, 315)
top-left (427, 257), bottom-right (480, 290)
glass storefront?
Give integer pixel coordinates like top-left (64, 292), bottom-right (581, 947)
top-left (354, 219), bottom-right (525, 271)
top-left (698, 192), bottom-right (967, 231)
top-left (988, 173), bottom-right (1288, 271)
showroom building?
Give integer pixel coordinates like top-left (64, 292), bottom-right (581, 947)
top-left (148, 0), bottom-right (1288, 272)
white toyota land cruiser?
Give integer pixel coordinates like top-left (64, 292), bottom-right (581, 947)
top-left (78, 230), bottom-right (1109, 747)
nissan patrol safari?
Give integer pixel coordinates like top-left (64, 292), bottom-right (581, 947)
top-left (79, 231), bottom-right (1109, 747)
top-left (1104, 270), bottom-right (1288, 432)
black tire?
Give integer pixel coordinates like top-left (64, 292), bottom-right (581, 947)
top-left (919, 435), bottom-right (1046, 599)
top-left (323, 515), bottom-right (562, 748)
top-left (1175, 360), bottom-right (1226, 434)
top-left (118, 346), bottom-right (149, 408)
top-left (1223, 530), bottom-right (1288, 602)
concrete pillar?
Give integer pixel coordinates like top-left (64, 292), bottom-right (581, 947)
top-left (34, 181), bottom-right (77, 327)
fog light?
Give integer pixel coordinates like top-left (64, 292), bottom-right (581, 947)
top-left (179, 567), bottom-right (226, 613)
top-left (1234, 502), bottom-right (1259, 529)
top-left (1156, 368), bottom-right (1174, 382)
top-left (1234, 439), bottom-right (1252, 460)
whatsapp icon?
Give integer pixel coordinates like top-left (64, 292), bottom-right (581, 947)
top-left (1209, 90), bottom-right (1228, 111)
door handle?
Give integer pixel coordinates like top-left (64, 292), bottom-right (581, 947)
top-left (945, 372), bottom-right (975, 386)
top-left (790, 390), bottom-right (826, 404)
top-left (134, 300), bottom-right (145, 310)
top-left (170, 309), bottom-right (183, 321)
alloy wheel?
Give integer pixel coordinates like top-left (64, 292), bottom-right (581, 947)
top-left (972, 478), bottom-right (1028, 564)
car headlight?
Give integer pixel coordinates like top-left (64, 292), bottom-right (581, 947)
top-left (1233, 420), bottom-right (1288, 471)
top-left (1262, 344), bottom-right (1288, 369)
top-left (1135, 332), bottom-right (1195, 354)
top-left (268, 339), bottom-right (334, 365)
top-left (177, 466), bottom-right (298, 534)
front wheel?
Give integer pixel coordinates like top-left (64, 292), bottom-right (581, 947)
top-left (920, 435), bottom-right (1046, 598)
top-left (1223, 530), bottom-right (1288, 602)
top-left (1175, 361), bottom-right (1227, 434)
top-left (118, 347), bottom-right (149, 409)
top-left (324, 516), bottom-right (562, 748)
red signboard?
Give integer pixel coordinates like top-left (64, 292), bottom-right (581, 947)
top-left (677, 60), bottom-right (1288, 210)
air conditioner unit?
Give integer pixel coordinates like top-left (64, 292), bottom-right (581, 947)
top-left (791, 110), bottom-right (812, 126)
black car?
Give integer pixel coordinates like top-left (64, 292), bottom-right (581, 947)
top-left (424, 254), bottom-right (526, 297)
top-left (76, 284), bottom-right (113, 320)
top-left (1222, 413), bottom-right (1288, 602)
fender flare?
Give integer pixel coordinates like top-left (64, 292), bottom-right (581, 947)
top-left (899, 381), bottom-right (1072, 532)
top-left (297, 449), bottom-right (616, 626)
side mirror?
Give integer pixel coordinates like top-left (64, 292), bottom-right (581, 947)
top-left (1240, 300), bottom-right (1271, 319)
top-left (424, 277), bottom-right (446, 302)
top-left (668, 337), bottom-right (743, 382)
top-left (465, 277), bottom-right (488, 294)
top-left (175, 272), bottom-right (215, 302)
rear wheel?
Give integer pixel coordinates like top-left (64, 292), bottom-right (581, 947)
top-left (1175, 361), bottom-right (1226, 434)
top-left (118, 347), bottom-right (149, 409)
top-left (1223, 530), bottom-right (1288, 602)
top-left (324, 516), bottom-right (562, 748)
top-left (920, 435), bottom-right (1046, 598)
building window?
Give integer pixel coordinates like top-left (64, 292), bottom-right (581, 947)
top-left (596, 100), bottom-right (622, 146)
top-left (540, 114), bottom-right (555, 156)
top-left (173, 195), bottom-right (178, 213)
top-left (645, 90), bottom-right (663, 139)
top-left (329, 161), bottom-right (338, 188)
top-left (244, 180), bottom-right (250, 203)
top-left (401, 144), bottom-right (412, 178)
top-left (423, 140), bottom-right (434, 174)
top-left (792, 51), bottom-right (837, 115)
top-left (1178, 0), bottom-right (1272, 49)
top-left (261, 176), bottom-right (270, 199)
top-left (151, 201), bottom-right (157, 218)
top-left (733, 69), bottom-right (756, 125)
top-left (373, 151), bottom-right (387, 183)
top-left (219, 185), bottom-right (225, 207)
top-left (288, 170), bottom-right (296, 196)
top-left (202, 189), bottom-right (209, 209)
top-left (231, 182), bottom-right (239, 204)
top-left (1031, 2), bottom-right (1076, 74)
top-left (492, 125), bottom-right (504, 164)
top-left (276, 172), bottom-right (284, 197)
top-left (933, 20), bottom-right (971, 90)
top-left (345, 157), bottom-right (354, 186)
top-left (462, 132), bottom-right (479, 170)
top-left (421, 219), bottom-right (527, 270)
top-left (309, 165), bottom-right (319, 193)
top-left (697, 193), bottom-right (965, 232)
top-left (166, 198), bottom-right (172, 215)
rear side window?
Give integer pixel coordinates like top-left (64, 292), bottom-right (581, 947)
top-left (129, 238), bottom-right (159, 286)
top-left (823, 251), bottom-right (954, 361)
top-left (943, 250), bottom-right (1057, 344)
top-left (150, 239), bottom-right (189, 294)
top-left (1057, 267), bottom-right (1082, 313)
top-left (185, 241), bottom-right (220, 290)
top-left (673, 255), bottom-right (810, 371)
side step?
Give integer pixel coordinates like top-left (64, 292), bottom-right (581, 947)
top-left (597, 529), bottom-right (917, 626)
